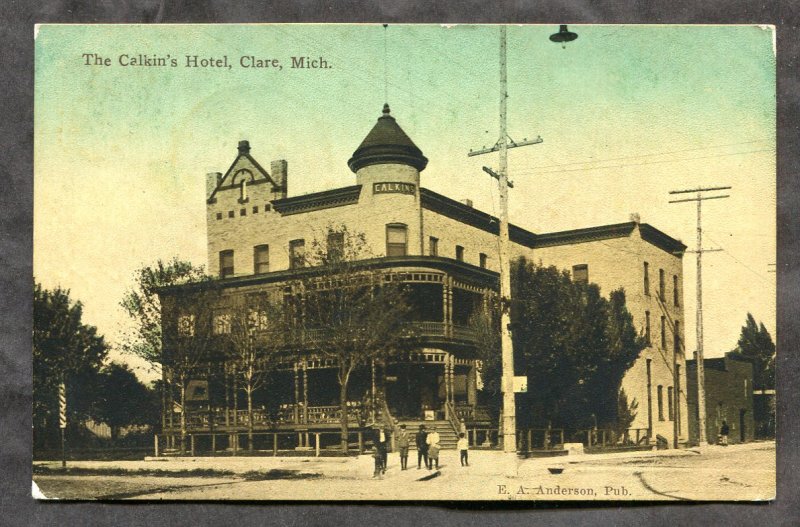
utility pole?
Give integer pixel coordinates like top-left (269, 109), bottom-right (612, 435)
top-left (467, 26), bottom-right (543, 454)
top-left (669, 185), bottom-right (730, 445)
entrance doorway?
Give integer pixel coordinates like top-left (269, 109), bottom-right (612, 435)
top-left (385, 363), bottom-right (443, 419)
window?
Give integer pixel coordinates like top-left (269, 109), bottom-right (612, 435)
top-left (240, 208), bottom-right (247, 216)
top-left (228, 210), bottom-right (235, 218)
top-left (219, 250), bottom-right (234, 278)
top-left (657, 385), bottom-right (664, 421)
top-left (455, 245), bottom-right (464, 261)
top-left (213, 312), bottom-right (231, 335)
top-left (327, 231), bottom-right (344, 261)
top-left (216, 212), bottom-right (223, 220)
top-left (572, 264), bottom-right (588, 284)
top-left (673, 275), bottom-right (679, 306)
top-left (264, 203), bottom-right (271, 212)
top-left (479, 253), bottom-right (488, 268)
top-left (239, 179), bottom-right (248, 203)
top-left (645, 311), bottom-right (651, 345)
top-left (177, 314), bottom-right (195, 337)
top-left (429, 236), bottom-right (439, 256)
top-left (659, 268), bottom-right (665, 301)
top-left (643, 262), bottom-right (650, 295)
top-left (661, 315), bottom-right (667, 349)
top-left (254, 244), bottom-right (269, 274)
top-left (674, 320), bottom-right (681, 354)
top-left (386, 224), bottom-right (408, 257)
top-left (289, 239), bottom-right (305, 269)
top-left (253, 206), bottom-right (259, 214)
top-left (667, 386), bottom-right (674, 421)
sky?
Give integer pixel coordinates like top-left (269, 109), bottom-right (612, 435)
top-left (34, 24), bottom-right (776, 382)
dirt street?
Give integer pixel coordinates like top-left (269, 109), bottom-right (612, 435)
top-left (33, 441), bottom-right (775, 501)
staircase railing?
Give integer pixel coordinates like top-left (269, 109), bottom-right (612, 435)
top-left (444, 401), bottom-right (460, 435)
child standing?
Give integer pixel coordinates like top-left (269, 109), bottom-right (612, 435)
top-left (457, 432), bottom-right (469, 466)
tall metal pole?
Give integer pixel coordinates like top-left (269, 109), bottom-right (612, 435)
top-left (497, 25), bottom-right (516, 454)
top-left (669, 185), bottom-right (730, 446)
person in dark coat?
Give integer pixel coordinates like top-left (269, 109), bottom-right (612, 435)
top-left (415, 424), bottom-right (429, 469)
top-left (720, 421), bottom-right (730, 446)
top-left (373, 426), bottom-right (387, 474)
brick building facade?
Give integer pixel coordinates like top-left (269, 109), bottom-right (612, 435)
top-left (160, 104), bottom-right (689, 450)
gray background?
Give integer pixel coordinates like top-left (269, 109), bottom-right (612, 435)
top-left (1, 1), bottom-right (797, 525)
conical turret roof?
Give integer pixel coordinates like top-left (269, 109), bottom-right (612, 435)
top-left (347, 104), bottom-right (428, 173)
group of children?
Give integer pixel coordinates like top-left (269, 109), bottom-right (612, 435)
top-left (372, 423), bottom-right (470, 478)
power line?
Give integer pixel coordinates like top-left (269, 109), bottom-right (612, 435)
top-left (513, 148), bottom-right (774, 176)
top-left (515, 140), bottom-right (768, 171)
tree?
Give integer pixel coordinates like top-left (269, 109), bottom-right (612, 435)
top-left (287, 225), bottom-right (413, 451)
top-left (120, 258), bottom-right (209, 371)
top-left (473, 259), bottom-right (645, 433)
top-left (735, 313), bottom-right (776, 390)
top-left (33, 282), bottom-right (108, 449)
top-left (160, 278), bottom-right (222, 453)
top-left (225, 293), bottom-right (287, 451)
top-left (91, 362), bottom-right (157, 441)
top-left (120, 258), bottom-right (214, 453)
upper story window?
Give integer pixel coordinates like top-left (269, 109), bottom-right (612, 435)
top-left (643, 262), bottom-right (650, 296)
top-left (645, 311), bottom-right (651, 346)
top-left (659, 268), bottom-right (666, 302)
top-left (479, 253), bottom-right (488, 269)
top-left (289, 239), bottom-right (305, 269)
top-left (219, 250), bottom-right (234, 278)
top-left (673, 275), bottom-right (680, 306)
top-left (673, 320), bottom-right (681, 354)
top-left (254, 244), bottom-right (269, 274)
top-left (213, 312), bottom-right (231, 335)
top-left (455, 245), bottom-right (464, 262)
top-left (327, 231), bottom-right (344, 261)
top-left (572, 264), bottom-right (588, 284)
top-left (429, 236), bottom-right (439, 257)
top-left (661, 315), bottom-right (667, 350)
top-left (177, 314), bottom-right (195, 337)
top-left (386, 224), bottom-right (408, 257)
top-left (657, 385), bottom-right (664, 421)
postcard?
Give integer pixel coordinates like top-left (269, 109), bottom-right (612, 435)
top-left (33, 24), bottom-right (776, 501)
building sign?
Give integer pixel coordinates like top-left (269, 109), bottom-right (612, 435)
top-left (373, 182), bottom-right (416, 195)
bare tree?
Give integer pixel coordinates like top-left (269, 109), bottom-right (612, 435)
top-left (160, 280), bottom-right (222, 453)
top-left (287, 225), bottom-right (412, 451)
top-left (225, 290), bottom-right (286, 451)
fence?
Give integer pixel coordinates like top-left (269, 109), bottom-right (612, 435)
top-left (568, 428), bottom-right (651, 448)
top-left (465, 428), bottom-right (500, 448)
top-left (154, 429), bottom-right (372, 457)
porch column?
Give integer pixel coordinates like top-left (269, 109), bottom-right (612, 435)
top-left (232, 366), bottom-right (238, 427)
top-left (223, 365), bottom-right (230, 427)
top-left (293, 362), bottom-right (300, 424)
top-left (302, 360), bottom-right (309, 424)
top-left (371, 359), bottom-right (376, 423)
top-left (444, 353), bottom-right (452, 411)
top-left (467, 360), bottom-right (478, 407)
top-left (443, 277), bottom-right (453, 338)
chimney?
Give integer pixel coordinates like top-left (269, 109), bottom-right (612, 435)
top-left (238, 140), bottom-right (251, 155)
top-left (629, 212), bottom-right (641, 224)
top-left (461, 198), bottom-right (474, 208)
top-left (271, 160), bottom-right (288, 199)
top-left (206, 172), bottom-right (222, 199)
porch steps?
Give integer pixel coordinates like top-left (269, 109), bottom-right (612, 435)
top-left (397, 420), bottom-right (460, 450)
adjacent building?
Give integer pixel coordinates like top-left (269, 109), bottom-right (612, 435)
top-left (159, 104), bottom-right (688, 451)
top-left (686, 352), bottom-right (755, 444)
